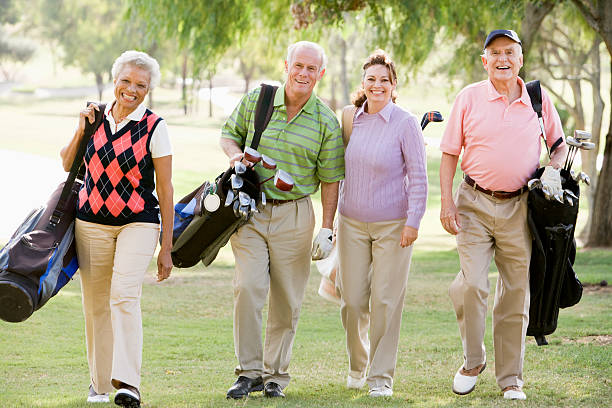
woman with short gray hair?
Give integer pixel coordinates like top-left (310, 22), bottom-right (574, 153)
top-left (60, 50), bottom-right (173, 407)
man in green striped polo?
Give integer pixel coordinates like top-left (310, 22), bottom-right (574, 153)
top-left (220, 41), bottom-right (344, 399)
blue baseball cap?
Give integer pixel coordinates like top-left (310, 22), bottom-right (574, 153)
top-left (483, 29), bottom-right (522, 49)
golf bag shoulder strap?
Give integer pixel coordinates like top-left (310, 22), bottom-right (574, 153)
top-left (341, 104), bottom-right (357, 147)
top-left (250, 84), bottom-right (278, 150)
top-left (50, 103), bottom-right (106, 229)
top-left (526, 80), bottom-right (542, 117)
top-left (526, 80), bottom-right (563, 158)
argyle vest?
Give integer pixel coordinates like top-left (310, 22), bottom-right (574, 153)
top-left (77, 109), bottom-right (162, 226)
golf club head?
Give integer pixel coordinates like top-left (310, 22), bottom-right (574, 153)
top-left (565, 194), bottom-right (574, 206)
top-left (528, 178), bottom-right (542, 191)
top-left (230, 174), bottom-right (244, 190)
top-left (578, 172), bottom-right (591, 185)
top-left (564, 189), bottom-right (578, 200)
top-left (580, 142), bottom-right (596, 150)
top-left (542, 184), bottom-right (553, 201)
top-left (259, 191), bottom-right (267, 210)
top-left (274, 170), bottom-right (294, 191)
top-left (574, 129), bottom-right (591, 141)
top-left (234, 161), bottom-right (247, 175)
top-left (238, 191), bottom-right (251, 207)
top-left (233, 199), bottom-right (240, 217)
top-left (262, 154), bottom-right (277, 170)
top-left (565, 136), bottom-right (581, 148)
top-left (250, 198), bottom-right (257, 213)
top-left (244, 146), bottom-right (262, 164)
top-left (224, 189), bottom-right (235, 206)
top-left (420, 111), bottom-right (444, 130)
top-left (553, 191), bottom-right (564, 203)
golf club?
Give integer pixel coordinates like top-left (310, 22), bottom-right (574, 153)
top-left (261, 154), bottom-right (277, 170)
top-left (420, 111), bottom-right (444, 130)
top-left (568, 141), bottom-right (596, 171)
top-left (235, 161), bottom-right (247, 175)
top-left (244, 146), bottom-right (262, 164)
top-left (574, 129), bottom-right (591, 141)
top-left (224, 189), bottom-right (235, 207)
top-left (564, 136), bottom-right (582, 171)
top-left (528, 178), bottom-right (542, 191)
top-left (230, 174), bottom-right (244, 190)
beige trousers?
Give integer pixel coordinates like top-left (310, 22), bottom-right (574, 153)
top-left (337, 214), bottom-right (413, 390)
top-left (75, 219), bottom-right (159, 393)
top-left (449, 181), bottom-right (531, 390)
top-left (229, 197), bottom-right (315, 388)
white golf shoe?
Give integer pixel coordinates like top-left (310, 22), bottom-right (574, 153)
top-left (452, 362), bottom-right (486, 395)
top-left (346, 375), bottom-right (366, 389)
top-left (503, 386), bottom-right (527, 400)
top-left (369, 385), bottom-right (393, 397)
top-left (87, 384), bottom-right (109, 403)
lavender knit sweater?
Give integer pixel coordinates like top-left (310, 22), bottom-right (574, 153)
top-left (338, 101), bottom-right (428, 229)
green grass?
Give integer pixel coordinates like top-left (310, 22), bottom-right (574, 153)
top-left (0, 92), bottom-right (610, 407)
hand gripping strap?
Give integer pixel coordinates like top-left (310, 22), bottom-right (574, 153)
top-left (250, 84), bottom-right (278, 150)
top-left (49, 103), bottom-right (106, 228)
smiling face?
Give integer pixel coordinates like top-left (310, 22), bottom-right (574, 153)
top-left (362, 64), bottom-right (396, 111)
top-left (113, 64), bottom-right (151, 112)
top-left (482, 36), bottom-right (523, 85)
top-left (284, 46), bottom-right (324, 101)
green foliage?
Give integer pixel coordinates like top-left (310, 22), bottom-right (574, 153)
top-left (127, 0), bottom-right (285, 76)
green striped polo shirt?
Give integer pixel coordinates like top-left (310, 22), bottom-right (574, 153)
top-left (221, 85), bottom-right (345, 200)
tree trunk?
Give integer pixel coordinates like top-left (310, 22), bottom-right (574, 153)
top-left (330, 73), bottom-right (337, 112)
top-left (586, 58), bottom-right (612, 247)
top-left (182, 53), bottom-right (188, 116)
top-left (340, 37), bottom-right (349, 106)
top-left (95, 72), bottom-right (104, 101)
top-left (579, 37), bottom-right (604, 240)
top-left (520, 0), bottom-right (556, 79)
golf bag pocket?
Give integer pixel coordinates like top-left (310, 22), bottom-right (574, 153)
top-left (0, 182), bottom-right (80, 323)
top-left (169, 181), bottom-right (212, 244)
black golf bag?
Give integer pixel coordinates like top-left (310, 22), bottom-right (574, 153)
top-left (169, 84), bottom-right (277, 268)
top-left (170, 166), bottom-right (261, 268)
top-left (0, 104), bottom-right (104, 322)
top-left (526, 167), bottom-right (583, 345)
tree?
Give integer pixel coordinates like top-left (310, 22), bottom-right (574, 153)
top-left (0, 31), bottom-right (36, 81)
top-left (570, 0), bottom-right (612, 247)
top-left (25, 0), bottom-right (146, 101)
top-left (529, 4), bottom-right (606, 240)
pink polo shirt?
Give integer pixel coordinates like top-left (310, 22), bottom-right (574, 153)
top-left (440, 78), bottom-right (564, 191)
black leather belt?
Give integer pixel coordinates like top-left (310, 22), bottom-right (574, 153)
top-left (464, 175), bottom-right (526, 199)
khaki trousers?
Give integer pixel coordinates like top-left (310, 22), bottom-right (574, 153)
top-left (337, 214), bottom-right (413, 390)
top-left (449, 181), bottom-right (531, 390)
top-left (230, 197), bottom-right (315, 388)
top-left (75, 219), bottom-right (159, 393)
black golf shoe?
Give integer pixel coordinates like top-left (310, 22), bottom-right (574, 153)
top-left (226, 376), bottom-right (264, 399)
top-left (264, 382), bottom-right (285, 398)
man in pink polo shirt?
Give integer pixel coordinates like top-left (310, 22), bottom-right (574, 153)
top-left (439, 29), bottom-right (568, 401)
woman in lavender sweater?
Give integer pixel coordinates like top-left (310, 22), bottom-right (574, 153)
top-left (337, 50), bottom-right (428, 398)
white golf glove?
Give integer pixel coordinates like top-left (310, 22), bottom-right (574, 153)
top-left (311, 228), bottom-right (333, 260)
top-left (540, 166), bottom-right (562, 201)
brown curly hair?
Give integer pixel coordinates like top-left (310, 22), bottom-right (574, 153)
top-left (351, 49), bottom-right (398, 108)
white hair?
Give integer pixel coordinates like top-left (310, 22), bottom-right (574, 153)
top-left (286, 41), bottom-right (327, 72)
top-left (111, 50), bottom-right (161, 89)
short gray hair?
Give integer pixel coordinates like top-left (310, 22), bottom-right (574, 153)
top-left (286, 41), bottom-right (327, 72)
top-left (111, 50), bottom-right (161, 89)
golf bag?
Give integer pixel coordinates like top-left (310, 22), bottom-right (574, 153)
top-left (525, 81), bottom-right (583, 344)
top-left (0, 104), bottom-right (104, 323)
top-left (526, 167), bottom-right (582, 343)
top-left (170, 84), bottom-right (277, 268)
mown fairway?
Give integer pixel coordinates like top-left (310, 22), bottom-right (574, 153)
top-left (0, 94), bottom-right (610, 407)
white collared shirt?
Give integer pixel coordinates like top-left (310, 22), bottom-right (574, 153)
top-left (104, 102), bottom-right (172, 158)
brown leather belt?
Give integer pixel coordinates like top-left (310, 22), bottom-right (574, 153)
top-left (464, 175), bottom-right (526, 199)
top-left (268, 199), bottom-right (295, 205)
